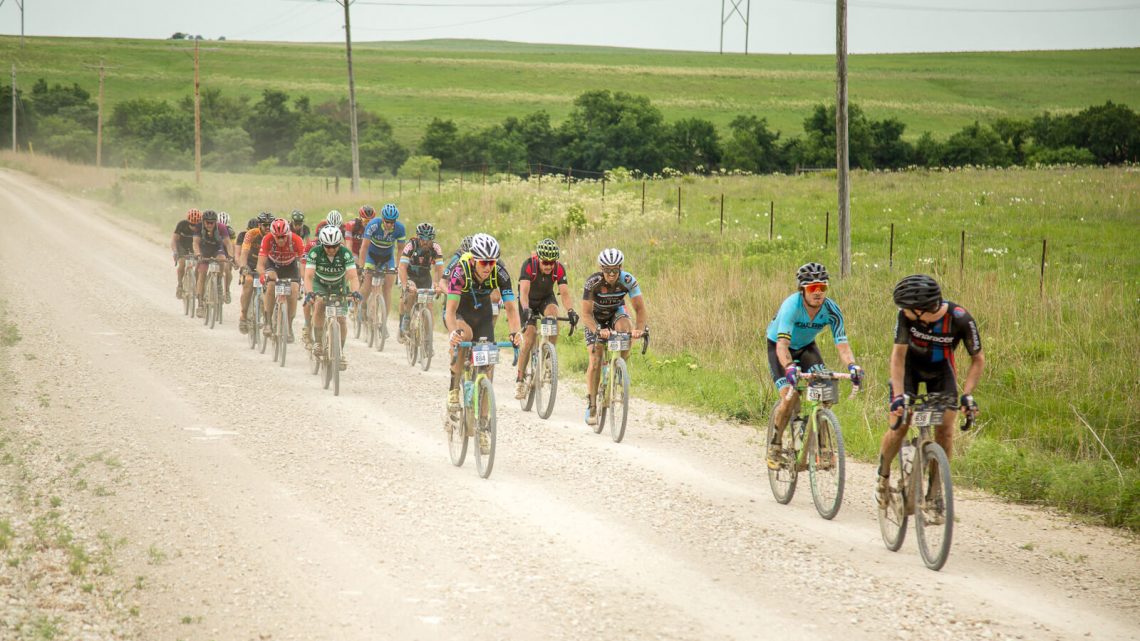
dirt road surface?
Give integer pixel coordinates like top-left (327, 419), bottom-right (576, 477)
top-left (0, 168), bottom-right (1136, 641)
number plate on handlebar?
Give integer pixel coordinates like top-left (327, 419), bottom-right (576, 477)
top-left (417, 291), bottom-right (434, 305)
top-left (912, 410), bottom-right (942, 427)
top-left (325, 303), bottom-right (346, 318)
top-left (806, 380), bottom-right (839, 402)
top-left (540, 318), bottom-right (559, 336)
top-left (471, 344), bottom-right (499, 366)
top-left (275, 283), bottom-right (290, 296)
top-left (607, 335), bottom-right (631, 352)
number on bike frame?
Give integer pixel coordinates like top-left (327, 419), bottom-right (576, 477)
top-left (471, 344), bottom-right (499, 366)
top-left (540, 319), bottom-right (559, 336)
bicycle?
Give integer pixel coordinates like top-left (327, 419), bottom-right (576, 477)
top-left (366, 266), bottom-right (398, 351)
top-left (242, 269), bottom-right (264, 350)
top-left (201, 258), bottom-right (226, 329)
top-left (352, 263), bottom-right (366, 340)
top-left (591, 329), bottom-right (650, 443)
top-left (264, 277), bottom-right (299, 367)
top-left (520, 315), bottom-right (576, 420)
top-left (765, 371), bottom-right (858, 520)
top-left (180, 255), bottom-right (198, 317)
top-left (404, 288), bottom-right (438, 371)
top-left (448, 339), bottom-right (518, 479)
top-left (308, 292), bottom-right (351, 396)
top-left (878, 392), bottom-right (971, 571)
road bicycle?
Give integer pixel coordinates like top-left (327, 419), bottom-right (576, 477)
top-left (519, 315), bottom-right (576, 420)
top-left (404, 288), bottom-right (438, 371)
top-left (180, 255), bottom-right (198, 318)
top-left (366, 266), bottom-right (398, 351)
top-left (448, 339), bottom-right (518, 479)
top-left (591, 329), bottom-right (650, 443)
top-left (201, 258), bottom-right (226, 329)
top-left (264, 278), bottom-right (299, 367)
top-left (308, 292), bottom-right (351, 396)
top-left (766, 370), bottom-right (858, 520)
top-left (352, 263), bottom-right (366, 341)
top-left (243, 270), bottom-right (264, 350)
top-left (878, 392), bottom-right (972, 571)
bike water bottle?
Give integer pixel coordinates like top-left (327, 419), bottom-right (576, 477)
top-left (793, 418), bottom-right (805, 450)
top-left (901, 442), bottom-right (915, 478)
top-left (463, 380), bottom-right (474, 405)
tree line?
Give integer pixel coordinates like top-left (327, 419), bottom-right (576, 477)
top-left (1, 80), bottom-right (1136, 176)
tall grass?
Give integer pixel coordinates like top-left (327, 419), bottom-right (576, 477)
top-left (4, 151), bottom-right (1137, 528)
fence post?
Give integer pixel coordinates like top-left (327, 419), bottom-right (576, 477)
top-left (418, 173), bottom-right (422, 192)
top-left (677, 186), bottom-right (682, 222)
top-left (1039, 239), bottom-right (1047, 298)
top-left (437, 166), bottom-right (442, 193)
top-left (335, 176), bottom-right (340, 194)
top-left (719, 193), bottom-right (725, 234)
top-left (482, 164), bottom-right (487, 187)
top-left (825, 210), bottom-right (830, 247)
top-left (768, 201), bottom-right (774, 240)
top-left (567, 167), bottom-right (572, 192)
top-left (889, 223), bottom-right (895, 270)
top-left (959, 230), bottom-right (966, 281)
top-left (641, 180), bottom-right (646, 216)
top-left (602, 176), bottom-right (606, 200)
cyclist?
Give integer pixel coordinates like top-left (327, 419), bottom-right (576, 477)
top-left (438, 235), bottom-right (473, 294)
top-left (581, 248), bottom-right (648, 426)
top-left (765, 262), bottom-right (863, 469)
top-left (314, 209), bottom-right (345, 236)
top-left (344, 205), bottom-right (375, 270)
top-left (191, 210), bottom-right (232, 317)
top-left (514, 238), bottom-right (579, 399)
top-left (256, 218), bottom-right (306, 342)
top-left (878, 274), bottom-right (984, 508)
top-left (444, 233), bottom-right (521, 417)
top-left (290, 210), bottom-right (311, 242)
top-left (397, 222), bottom-right (445, 342)
top-left (357, 203), bottom-right (406, 334)
top-left (237, 212), bottom-right (273, 334)
top-left (217, 211), bottom-right (236, 303)
top-left (171, 208), bottom-right (202, 300)
top-left (302, 226), bottom-right (363, 370)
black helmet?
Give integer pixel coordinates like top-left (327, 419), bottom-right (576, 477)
top-left (202, 209), bottom-right (218, 222)
top-left (291, 210), bottom-right (305, 224)
top-left (796, 262), bottom-right (829, 286)
top-left (257, 211), bottom-right (274, 225)
top-left (893, 274), bottom-right (942, 311)
top-left (246, 217), bottom-right (258, 230)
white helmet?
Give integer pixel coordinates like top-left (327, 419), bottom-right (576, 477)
top-left (598, 248), bottom-right (624, 267)
top-left (217, 211), bottom-right (230, 227)
top-left (318, 225), bottom-right (344, 247)
top-left (468, 233), bottom-right (501, 260)
top-left (326, 210), bottom-right (343, 227)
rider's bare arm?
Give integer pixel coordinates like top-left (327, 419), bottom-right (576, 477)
top-left (630, 294), bottom-right (648, 337)
top-left (962, 350), bottom-right (985, 397)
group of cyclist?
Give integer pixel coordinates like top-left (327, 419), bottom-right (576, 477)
top-left (172, 203), bottom-right (984, 511)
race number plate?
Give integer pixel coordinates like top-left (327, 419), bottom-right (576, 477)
top-left (806, 386), bottom-right (825, 401)
top-left (491, 302), bottom-right (500, 315)
top-left (540, 319), bottom-right (559, 336)
top-left (912, 411), bottom-right (940, 427)
top-left (275, 283), bottom-right (290, 296)
top-left (607, 336), bottom-right (631, 352)
top-left (471, 344), bottom-right (499, 366)
top-left (417, 291), bottom-right (434, 305)
top-left (371, 275), bottom-right (383, 286)
top-left (325, 304), bottom-right (346, 318)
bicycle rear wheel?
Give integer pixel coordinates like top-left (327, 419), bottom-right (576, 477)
top-left (473, 377), bottom-right (497, 479)
top-left (609, 358), bottom-right (630, 443)
top-left (330, 321), bottom-right (341, 396)
top-left (205, 277), bottom-right (217, 329)
top-left (215, 275), bottom-right (224, 325)
top-left (405, 307), bottom-right (418, 366)
top-left (376, 293), bottom-right (389, 352)
top-left (809, 408), bottom-right (846, 520)
top-left (353, 300), bottom-right (363, 340)
top-left (449, 406), bottom-right (469, 468)
top-left (247, 292), bottom-right (259, 349)
top-left (520, 350), bottom-right (537, 412)
top-left (537, 342), bottom-right (558, 420)
top-left (915, 441), bottom-right (954, 571)
top-left (878, 447), bottom-right (909, 552)
top-left (418, 307), bottom-right (433, 371)
top-left (765, 401), bottom-right (799, 504)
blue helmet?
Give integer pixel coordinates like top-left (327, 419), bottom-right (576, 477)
top-left (380, 203), bottom-right (399, 221)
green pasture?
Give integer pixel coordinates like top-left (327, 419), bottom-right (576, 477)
top-left (2, 36), bottom-right (1138, 147)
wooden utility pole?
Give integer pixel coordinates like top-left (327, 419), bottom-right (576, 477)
top-left (194, 39), bottom-right (202, 184)
top-left (83, 59), bottom-right (117, 168)
top-left (339, 0), bottom-right (361, 194)
top-left (9, 64), bottom-right (15, 152)
top-left (836, 0), bottom-right (852, 277)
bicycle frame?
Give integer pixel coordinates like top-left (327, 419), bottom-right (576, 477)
top-left (599, 331), bottom-right (649, 408)
top-left (783, 371), bottom-right (857, 469)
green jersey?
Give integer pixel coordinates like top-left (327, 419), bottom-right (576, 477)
top-left (306, 245), bottom-right (355, 284)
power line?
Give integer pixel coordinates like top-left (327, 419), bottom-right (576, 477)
top-left (789, 0), bottom-right (1140, 13)
top-left (349, 0), bottom-right (581, 31)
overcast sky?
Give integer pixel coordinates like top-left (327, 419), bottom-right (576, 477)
top-left (4, 0), bottom-right (1138, 54)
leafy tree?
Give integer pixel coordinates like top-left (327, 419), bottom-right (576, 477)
top-left (106, 97), bottom-right (193, 168)
top-left (29, 79), bottom-right (96, 123)
top-left (992, 117), bottom-right (1031, 165)
top-left (246, 89), bottom-right (300, 161)
top-left (171, 32), bottom-right (186, 40)
top-left (502, 111), bottom-right (555, 167)
top-left (941, 121), bottom-right (1012, 167)
top-left (1069, 101), bottom-right (1140, 164)
top-left (912, 131), bottom-right (944, 167)
top-left (0, 83), bottom-right (34, 148)
top-left (36, 115), bottom-right (94, 162)
top-left (398, 155), bottom-right (440, 179)
top-left (556, 90), bottom-right (666, 173)
top-left (288, 129), bottom-right (348, 173)
top-left (869, 117), bottom-right (913, 169)
top-left (204, 127), bottom-right (254, 171)
top-left (420, 118), bottom-right (460, 168)
top-left (665, 118), bottom-right (722, 173)
top-left (723, 115), bottom-right (783, 173)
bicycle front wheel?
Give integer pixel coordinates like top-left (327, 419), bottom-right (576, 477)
top-left (205, 277), bottom-right (217, 329)
top-left (765, 401), bottom-right (798, 504)
top-left (376, 293), bottom-right (389, 352)
top-left (473, 377), bottom-right (497, 479)
top-left (277, 304), bottom-right (288, 367)
top-left (448, 402), bottom-right (469, 468)
top-left (878, 448), bottom-right (909, 552)
top-left (353, 300), bottom-right (363, 340)
top-left (405, 307), bottom-right (418, 366)
top-left (915, 441), bottom-right (954, 571)
top-left (520, 350), bottom-right (537, 412)
top-left (537, 342), bottom-right (558, 420)
top-left (808, 408), bottom-right (846, 520)
top-left (609, 358), bottom-right (630, 443)
top-left (247, 293), bottom-right (259, 350)
top-left (330, 322), bottom-right (341, 396)
top-left (418, 307), bottom-right (433, 371)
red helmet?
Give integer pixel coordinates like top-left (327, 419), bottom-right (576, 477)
top-left (270, 218), bottom-right (289, 237)
top-left (187, 208), bottom-right (203, 224)
top-left (358, 205), bottom-right (376, 221)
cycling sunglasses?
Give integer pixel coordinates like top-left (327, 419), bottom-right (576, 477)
top-left (803, 282), bottom-right (828, 293)
top-left (476, 259), bottom-right (497, 268)
top-left (540, 259), bottom-right (556, 266)
top-left (601, 267), bottom-right (621, 275)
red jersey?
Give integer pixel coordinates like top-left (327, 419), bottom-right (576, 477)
top-left (259, 232), bottom-right (305, 266)
top-left (343, 219), bottom-right (368, 255)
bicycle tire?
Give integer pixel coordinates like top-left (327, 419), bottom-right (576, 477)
top-left (808, 408), bottom-right (846, 520)
top-left (537, 342), bottom-right (559, 420)
top-left (419, 307), bottom-right (433, 371)
top-left (260, 300), bottom-right (271, 355)
top-left (592, 381), bottom-right (606, 435)
top-left (278, 303), bottom-right (288, 368)
top-left (520, 349), bottom-right (537, 412)
top-left (366, 293), bottom-right (378, 348)
top-left (186, 270), bottom-right (198, 318)
top-left (205, 277), bottom-right (217, 329)
top-left (915, 441), bottom-right (954, 571)
top-left (377, 292), bottom-right (389, 352)
top-left (473, 377), bottom-right (497, 479)
top-left (215, 275), bottom-right (224, 325)
top-left (247, 294), bottom-right (258, 349)
top-left (765, 401), bottom-right (799, 504)
top-left (878, 445), bottom-right (909, 552)
top-left (405, 306), bottom-right (418, 366)
top-left (310, 330), bottom-right (322, 376)
top-left (353, 300), bottom-right (363, 340)
top-left (330, 321), bottom-right (341, 396)
top-left (449, 402), bottom-right (469, 468)
top-left (609, 358), bottom-right (630, 443)
top-left (182, 271), bottom-right (192, 316)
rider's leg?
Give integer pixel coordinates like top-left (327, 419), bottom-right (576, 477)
top-left (287, 282), bottom-right (299, 326)
top-left (194, 261), bottom-right (208, 300)
top-left (382, 271), bottom-right (395, 325)
top-left (239, 273), bottom-right (253, 321)
top-left (223, 261), bottom-right (232, 297)
top-left (312, 298), bottom-right (327, 354)
top-left (359, 266), bottom-right (375, 317)
top-left (262, 271), bottom-right (277, 322)
top-left (614, 315), bottom-right (634, 361)
top-left (176, 256), bottom-right (186, 296)
top-left (543, 303), bottom-right (560, 345)
top-left (448, 319), bottom-right (474, 411)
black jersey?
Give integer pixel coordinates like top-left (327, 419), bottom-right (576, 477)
top-left (518, 255), bottom-right (568, 304)
top-left (893, 301), bottom-right (982, 369)
top-left (174, 220), bottom-right (199, 252)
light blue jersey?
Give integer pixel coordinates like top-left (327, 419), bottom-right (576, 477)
top-left (765, 292), bottom-right (848, 350)
top-left (363, 218), bottom-right (406, 257)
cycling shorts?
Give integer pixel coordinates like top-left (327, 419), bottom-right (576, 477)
top-left (767, 339), bottom-right (826, 389)
top-left (364, 251), bottom-right (396, 272)
top-left (408, 270), bottom-right (434, 290)
top-left (526, 295), bottom-right (559, 325)
top-left (265, 261), bottom-right (301, 282)
top-left (456, 310), bottom-right (495, 344)
top-left (899, 360), bottom-right (958, 398)
top-left (312, 279), bottom-right (350, 298)
top-left (584, 311), bottom-right (631, 347)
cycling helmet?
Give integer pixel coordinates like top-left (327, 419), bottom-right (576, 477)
top-left (459, 235), bottom-right (474, 253)
top-left (187, 208), bottom-right (203, 224)
top-left (326, 210), bottom-right (343, 227)
top-left (468, 233), bottom-right (501, 261)
top-left (598, 248), bottom-right (624, 268)
top-left (536, 238), bottom-right (560, 261)
top-left (358, 205), bottom-right (376, 220)
top-left (217, 211), bottom-right (230, 227)
top-left (415, 222), bottom-right (435, 240)
top-left (291, 210), bottom-right (305, 224)
top-left (380, 203), bottom-right (399, 221)
top-left (270, 218), bottom-right (290, 237)
top-left (246, 217), bottom-right (258, 230)
top-left (893, 274), bottom-right (943, 311)
top-left (318, 225), bottom-right (344, 247)
top-left (202, 209), bottom-right (218, 223)
top-left (257, 211), bottom-right (274, 225)
top-left (796, 262), bottom-right (829, 287)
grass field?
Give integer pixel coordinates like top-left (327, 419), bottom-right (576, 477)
top-left (3, 150), bottom-right (1137, 529)
top-left (2, 36), bottom-right (1138, 148)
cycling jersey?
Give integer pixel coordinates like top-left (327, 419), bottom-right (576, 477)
top-left (306, 245), bottom-right (356, 284)
top-left (343, 219), bottom-right (367, 255)
top-left (447, 259), bottom-right (515, 315)
top-left (258, 232), bottom-right (305, 267)
top-left (362, 219), bottom-right (406, 256)
top-left (519, 255), bottom-right (568, 306)
top-left (195, 223), bottom-right (230, 257)
top-left (582, 271), bottom-right (641, 321)
top-left (400, 239), bottom-right (444, 275)
top-left (765, 293), bottom-right (848, 350)
top-left (894, 301), bottom-right (981, 369)
top-left (173, 220), bottom-right (199, 253)
top-left (290, 223), bottom-right (311, 241)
